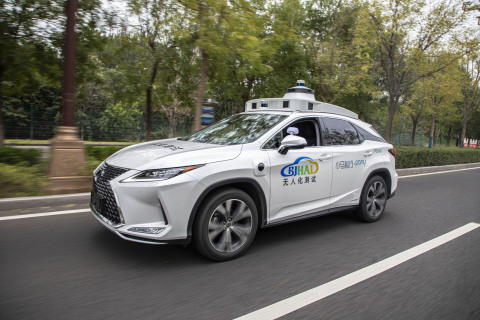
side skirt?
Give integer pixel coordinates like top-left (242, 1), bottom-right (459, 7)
top-left (264, 205), bottom-right (358, 228)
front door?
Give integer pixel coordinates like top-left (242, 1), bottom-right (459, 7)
top-left (265, 118), bottom-right (333, 224)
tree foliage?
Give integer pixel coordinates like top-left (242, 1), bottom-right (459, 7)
top-left (1, 0), bottom-right (479, 147)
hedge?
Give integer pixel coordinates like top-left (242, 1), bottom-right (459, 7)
top-left (395, 146), bottom-right (480, 169)
top-left (0, 147), bottom-right (43, 166)
top-left (86, 145), bottom-right (127, 162)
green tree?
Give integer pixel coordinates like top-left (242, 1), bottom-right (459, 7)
top-left (405, 55), bottom-right (462, 146)
top-left (154, 39), bottom-right (197, 138)
top-left (209, 0), bottom-right (311, 114)
top-left (178, 0), bottom-right (271, 132)
top-left (305, 0), bottom-right (372, 104)
top-left (127, 0), bottom-right (182, 140)
top-left (0, 0), bottom-right (64, 145)
top-left (257, 0), bottom-right (312, 98)
top-left (363, 0), bottom-right (465, 142)
top-left (0, 0), bottom-right (106, 144)
top-left (458, 47), bottom-right (480, 147)
top-left (94, 102), bottom-right (142, 141)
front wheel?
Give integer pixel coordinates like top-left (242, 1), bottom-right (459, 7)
top-left (193, 188), bottom-right (258, 261)
top-left (355, 175), bottom-right (388, 222)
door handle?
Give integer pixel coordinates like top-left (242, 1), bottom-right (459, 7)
top-left (318, 154), bottom-right (332, 161)
top-left (364, 151), bottom-right (373, 157)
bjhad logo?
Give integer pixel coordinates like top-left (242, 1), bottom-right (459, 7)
top-left (281, 157), bottom-right (319, 177)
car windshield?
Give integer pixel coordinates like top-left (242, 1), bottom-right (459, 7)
top-left (184, 113), bottom-right (287, 145)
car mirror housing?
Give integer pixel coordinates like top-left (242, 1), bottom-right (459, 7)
top-left (278, 135), bottom-right (307, 155)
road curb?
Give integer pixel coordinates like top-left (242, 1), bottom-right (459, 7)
top-left (396, 162), bottom-right (480, 176)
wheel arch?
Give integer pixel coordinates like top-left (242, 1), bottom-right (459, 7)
top-left (364, 168), bottom-right (393, 198)
top-left (187, 178), bottom-right (268, 241)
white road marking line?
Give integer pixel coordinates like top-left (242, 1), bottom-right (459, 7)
top-left (0, 192), bottom-right (90, 203)
top-left (398, 166), bottom-right (480, 179)
top-left (234, 222), bottom-right (480, 320)
top-left (0, 209), bottom-right (91, 221)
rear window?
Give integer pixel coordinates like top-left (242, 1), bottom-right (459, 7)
top-left (354, 124), bottom-right (385, 143)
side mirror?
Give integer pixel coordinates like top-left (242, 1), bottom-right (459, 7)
top-left (278, 135), bottom-right (307, 155)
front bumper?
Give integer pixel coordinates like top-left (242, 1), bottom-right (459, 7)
top-left (90, 202), bottom-right (189, 245)
top-left (90, 199), bottom-right (191, 245)
top-left (90, 162), bottom-right (203, 245)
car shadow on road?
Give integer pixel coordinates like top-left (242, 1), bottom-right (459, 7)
top-left (90, 210), bottom-right (362, 267)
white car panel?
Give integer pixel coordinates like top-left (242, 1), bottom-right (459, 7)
top-left (266, 147), bottom-right (333, 223)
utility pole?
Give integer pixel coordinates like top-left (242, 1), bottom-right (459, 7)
top-left (48, 0), bottom-right (90, 194)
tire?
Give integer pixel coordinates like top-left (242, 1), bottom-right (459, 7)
top-left (355, 175), bottom-right (388, 223)
top-left (193, 188), bottom-right (258, 261)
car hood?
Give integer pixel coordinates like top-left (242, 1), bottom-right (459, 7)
top-left (105, 138), bottom-right (242, 170)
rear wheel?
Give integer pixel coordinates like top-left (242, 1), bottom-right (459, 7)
top-left (193, 188), bottom-right (258, 261)
top-left (355, 175), bottom-right (387, 222)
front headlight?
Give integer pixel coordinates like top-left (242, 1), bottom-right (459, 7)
top-left (121, 165), bottom-right (204, 182)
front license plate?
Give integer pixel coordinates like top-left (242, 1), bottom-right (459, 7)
top-left (91, 190), bottom-right (105, 214)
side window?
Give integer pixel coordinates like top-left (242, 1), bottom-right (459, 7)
top-left (264, 118), bottom-right (320, 149)
top-left (263, 131), bottom-right (283, 149)
top-left (322, 117), bottom-right (360, 145)
top-left (353, 124), bottom-right (385, 142)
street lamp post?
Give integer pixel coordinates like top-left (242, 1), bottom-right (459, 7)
top-left (48, 0), bottom-right (90, 194)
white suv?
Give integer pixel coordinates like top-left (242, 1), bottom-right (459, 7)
top-left (90, 81), bottom-right (397, 261)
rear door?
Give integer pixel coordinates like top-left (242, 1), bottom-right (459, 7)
top-left (320, 116), bottom-right (372, 208)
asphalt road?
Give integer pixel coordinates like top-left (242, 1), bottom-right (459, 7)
top-left (1, 168), bottom-right (479, 320)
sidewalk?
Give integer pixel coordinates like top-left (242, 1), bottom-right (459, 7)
top-left (396, 162), bottom-right (480, 176)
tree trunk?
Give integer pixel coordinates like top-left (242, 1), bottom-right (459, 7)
top-left (459, 116), bottom-right (468, 148)
top-left (410, 118), bottom-right (418, 146)
top-left (429, 113), bottom-right (435, 148)
top-left (384, 95), bottom-right (398, 143)
top-left (193, 49), bottom-right (208, 133)
top-left (146, 60), bottom-right (160, 141)
top-left (145, 86), bottom-right (152, 141)
top-left (61, 0), bottom-right (78, 127)
top-left (168, 105), bottom-right (176, 138)
top-left (446, 126), bottom-right (452, 147)
top-left (0, 100), bottom-right (4, 147)
top-left (0, 70), bottom-right (4, 147)
top-left (410, 111), bottom-right (422, 146)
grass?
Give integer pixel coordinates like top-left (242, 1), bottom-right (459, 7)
top-left (0, 162), bottom-right (48, 197)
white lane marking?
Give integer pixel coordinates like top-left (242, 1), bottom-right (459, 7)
top-left (398, 166), bottom-right (480, 179)
top-left (235, 222), bottom-right (480, 320)
top-left (0, 209), bottom-right (90, 221)
top-left (0, 192), bottom-right (90, 203)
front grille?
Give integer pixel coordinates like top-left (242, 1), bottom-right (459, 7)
top-left (92, 163), bottom-right (129, 225)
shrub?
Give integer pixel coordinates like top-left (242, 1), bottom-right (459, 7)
top-left (0, 147), bottom-right (43, 166)
top-left (86, 145), bottom-right (126, 162)
top-left (0, 163), bottom-right (47, 197)
top-left (85, 157), bottom-right (103, 176)
top-left (395, 146), bottom-right (480, 169)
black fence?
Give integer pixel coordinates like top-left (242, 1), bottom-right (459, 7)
top-left (4, 112), bottom-right (193, 142)
top-left (5, 110), bottom-right (455, 146)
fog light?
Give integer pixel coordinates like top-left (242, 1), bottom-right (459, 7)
top-left (128, 227), bottom-right (165, 234)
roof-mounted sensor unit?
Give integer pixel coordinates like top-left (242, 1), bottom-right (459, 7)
top-left (244, 81), bottom-right (358, 119)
